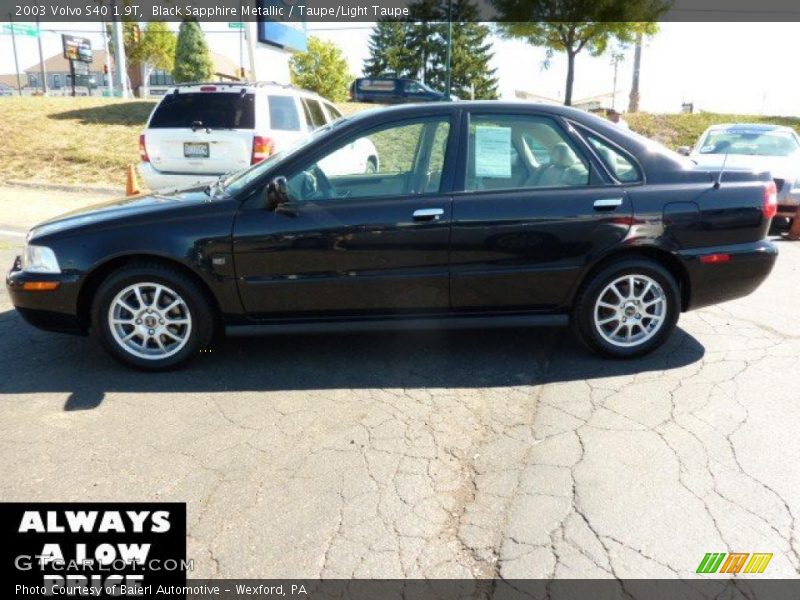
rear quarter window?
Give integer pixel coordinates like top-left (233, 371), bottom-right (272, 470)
top-left (149, 92), bottom-right (255, 129)
top-left (268, 95), bottom-right (301, 131)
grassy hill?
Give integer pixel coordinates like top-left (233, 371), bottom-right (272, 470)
top-left (626, 112), bottom-right (800, 148)
top-left (2, 96), bottom-right (799, 189)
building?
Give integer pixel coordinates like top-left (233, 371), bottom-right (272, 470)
top-left (24, 50), bottom-right (108, 93)
top-left (134, 52), bottom-right (242, 97)
top-left (21, 50), bottom-right (242, 97)
top-left (0, 74), bottom-right (21, 96)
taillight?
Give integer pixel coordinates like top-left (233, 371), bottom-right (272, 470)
top-left (200, 85), bottom-right (217, 92)
top-left (763, 180), bottom-right (777, 220)
top-left (139, 134), bottom-right (149, 163)
top-left (251, 136), bottom-right (275, 165)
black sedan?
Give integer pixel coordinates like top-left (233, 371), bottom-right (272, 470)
top-left (7, 102), bottom-right (778, 370)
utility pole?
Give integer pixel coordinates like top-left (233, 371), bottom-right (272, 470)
top-left (628, 32), bottom-right (642, 113)
top-left (444, 0), bottom-right (453, 99)
top-left (239, 0), bottom-right (245, 79)
top-left (36, 15), bottom-right (47, 94)
top-left (610, 51), bottom-right (624, 110)
top-left (8, 12), bottom-right (22, 96)
top-left (111, 0), bottom-right (129, 97)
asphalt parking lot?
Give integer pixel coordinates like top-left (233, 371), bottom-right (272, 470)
top-left (1, 186), bottom-right (799, 579)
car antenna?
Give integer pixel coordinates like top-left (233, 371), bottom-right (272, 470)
top-left (713, 150), bottom-right (730, 189)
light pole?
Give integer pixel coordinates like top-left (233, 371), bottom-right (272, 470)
top-left (8, 12), bottom-right (22, 96)
top-left (36, 15), bottom-right (47, 94)
top-left (610, 51), bottom-right (624, 110)
top-left (444, 0), bottom-right (452, 99)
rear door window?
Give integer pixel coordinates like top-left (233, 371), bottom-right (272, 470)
top-left (268, 95), bottom-right (301, 131)
top-left (303, 98), bottom-right (327, 129)
top-left (149, 92), bottom-right (255, 129)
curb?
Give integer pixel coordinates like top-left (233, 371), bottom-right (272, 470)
top-left (3, 179), bottom-right (124, 196)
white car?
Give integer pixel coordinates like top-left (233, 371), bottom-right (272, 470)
top-left (679, 123), bottom-right (800, 220)
top-left (138, 82), bottom-right (378, 191)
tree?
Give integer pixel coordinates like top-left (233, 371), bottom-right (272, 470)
top-left (289, 36), bottom-right (352, 102)
top-left (363, 21), bottom-right (418, 79)
top-left (173, 20), bottom-right (213, 83)
top-left (423, 0), bottom-right (498, 99)
top-left (493, 0), bottom-right (668, 105)
top-left (136, 22), bottom-right (176, 94)
top-left (363, 0), bottom-right (498, 100)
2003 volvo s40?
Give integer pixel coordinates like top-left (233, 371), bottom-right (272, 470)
top-left (7, 102), bottom-right (778, 370)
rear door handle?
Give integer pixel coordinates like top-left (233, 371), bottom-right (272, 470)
top-left (593, 198), bottom-right (624, 211)
top-left (413, 208), bottom-right (444, 222)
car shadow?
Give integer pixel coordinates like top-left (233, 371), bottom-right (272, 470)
top-left (48, 101), bottom-right (155, 127)
top-left (0, 310), bottom-right (706, 412)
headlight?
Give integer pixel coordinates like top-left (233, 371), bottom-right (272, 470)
top-left (21, 245), bottom-right (61, 274)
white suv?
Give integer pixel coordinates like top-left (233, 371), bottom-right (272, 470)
top-left (138, 82), bottom-right (378, 191)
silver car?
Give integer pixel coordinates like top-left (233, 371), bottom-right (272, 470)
top-left (679, 123), bottom-right (800, 220)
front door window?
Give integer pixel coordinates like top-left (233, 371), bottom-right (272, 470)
top-left (285, 117), bottom-right (451, 203)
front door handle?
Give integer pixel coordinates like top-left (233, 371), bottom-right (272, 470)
top-left (413, 208), bottom-right (444, 222)
top-left (593, 198), bottom-right (623, 211)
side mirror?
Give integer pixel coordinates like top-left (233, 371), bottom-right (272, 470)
top-left (676, 146), bottom-right (691, 156)
top-left (266, 176), bottom-right (289, 209)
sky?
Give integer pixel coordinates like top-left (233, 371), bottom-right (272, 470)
top-left (2, 21), bottom-right (799, 116)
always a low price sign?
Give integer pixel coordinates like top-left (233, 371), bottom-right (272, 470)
top-left (2, 503), bottom-right (187, 597)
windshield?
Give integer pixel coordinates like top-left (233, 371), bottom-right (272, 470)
top-left (220, 118), bottom-right (350, 195)
top-left (698, 129), bottom-right (800, 157)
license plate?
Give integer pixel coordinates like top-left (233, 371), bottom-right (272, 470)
top-left (184, 142), bottom-right (209, 158)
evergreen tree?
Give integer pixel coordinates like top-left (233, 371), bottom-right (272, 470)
top-left (362, 0), bottom-right (498, 100)
top-left (363, 21), bottom-right (414, 79)
top-left (424, 0), bottom-right (498, 99)
top-left (173, 20), bottom-right (214, 83)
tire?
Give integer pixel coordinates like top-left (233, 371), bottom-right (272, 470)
top-left (571, 258), bottom-right (680, 359)
top-left (90, 263), bottom-right (216, 371)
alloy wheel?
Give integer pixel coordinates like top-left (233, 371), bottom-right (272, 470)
top-left (593, 274), bottom-right (667, 348)
top-left (107, 282), bottom-right (192, 360)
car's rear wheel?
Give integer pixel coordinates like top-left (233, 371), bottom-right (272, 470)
top-left (91, 264), bottom-right (215, 370)
top-left (572, 258), bottom-right (680, 358)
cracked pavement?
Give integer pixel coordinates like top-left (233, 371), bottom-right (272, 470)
top-left (1, 188), bottom-right (799, 579)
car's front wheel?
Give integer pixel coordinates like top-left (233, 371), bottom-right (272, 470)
top-left (91, 264), bottom-right (215, 370)
top-left (572, 258), bottom-right (680, 359)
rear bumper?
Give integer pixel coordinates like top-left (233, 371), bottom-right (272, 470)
top-left (6, 261), bottom-right (85, 334)
top-left (138, 162), bottom-right (220, 193)
top-left (679, 240), bottom-right (778, 311)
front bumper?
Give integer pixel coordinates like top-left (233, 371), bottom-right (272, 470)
top-left (6, 258), bottom-right (85, 334)
top-left (679, 240), bottom-right (778, 311)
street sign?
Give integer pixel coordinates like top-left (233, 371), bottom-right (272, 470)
top-left (1, 24), bottom-right (39, 37)
top-left (62, 34), bottom-right (92, 63)
top-left (228, 22), bottom-right (244, 29)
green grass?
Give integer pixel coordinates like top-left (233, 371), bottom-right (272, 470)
top-left (2, 96), bottom-right (800, 188)
top-left (626, 112), bottom-right (800, 149)
top-left (0, 97), bottom-right (156, 187)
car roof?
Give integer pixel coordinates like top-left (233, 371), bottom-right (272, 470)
top-left (162, 81), bottom-right (326, 99)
